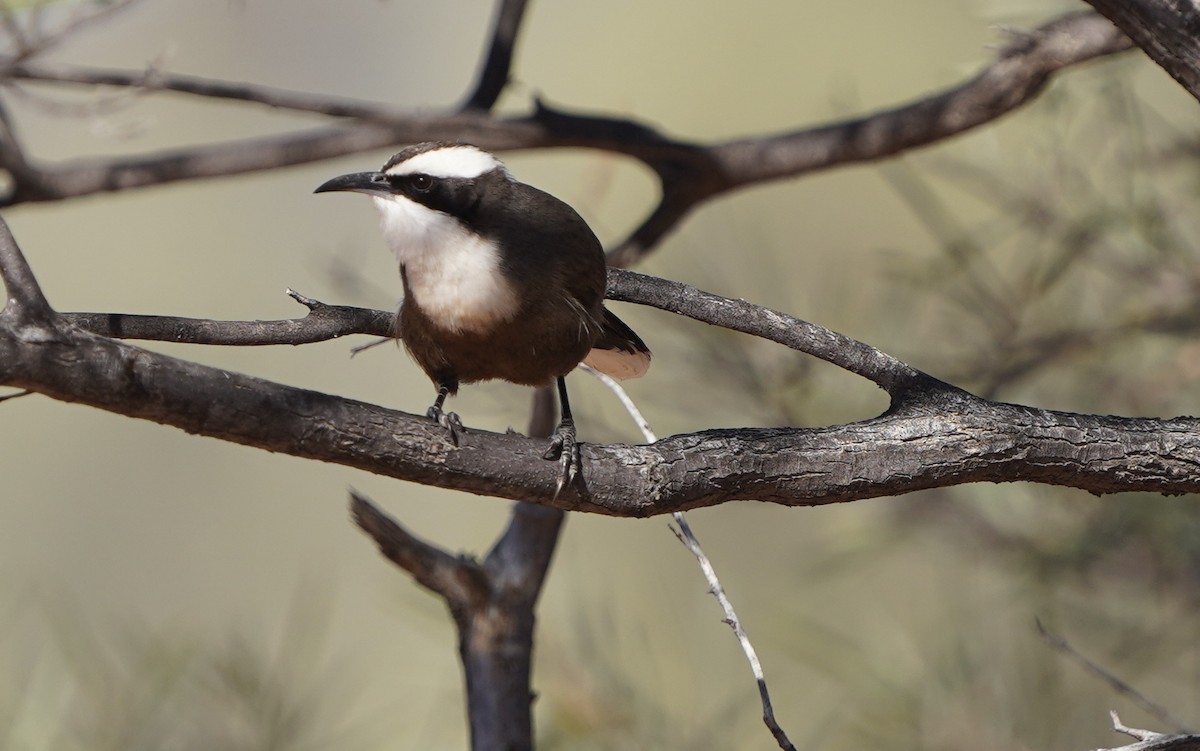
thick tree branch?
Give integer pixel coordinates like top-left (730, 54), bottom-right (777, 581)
top-left (4, 258), bottom-right (1199, 515)
top-left (1082, 0), bottom-right (1200, 103)
top-left (16, 321), bottom-right (1199, 513)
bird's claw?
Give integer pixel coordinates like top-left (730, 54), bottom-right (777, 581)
top-left (427, 404), bottom-right (465, 446)
top-left (543, 419), bottom-right (580, 498)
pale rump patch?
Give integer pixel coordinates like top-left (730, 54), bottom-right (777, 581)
top-left (385, 144), bottom-right (509, 180)
top-left (583, 347), bottom-right (651, 380)
top-left (372, 193), bottom-right (519, 333)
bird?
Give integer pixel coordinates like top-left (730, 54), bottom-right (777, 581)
top-left (315, 142), bottom-right (650, 493)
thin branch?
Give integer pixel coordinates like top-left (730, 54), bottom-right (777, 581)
top-left (0, 11), bottom-right (1131, 269)
top-left (669, 516), bottom-right (796, 751)
top-left (606, 268), bottom-right (929, 395)
top-left (1097, 711), bottom-right (1200, 751)
top-left (56, 271), bottom-right (923, 399)
top-left (0, 93), bottom-right (31, 179)
top-left (0, 0), bottom-right (141, 64)
top-left (461, 0), bottom-right (530, 112)
top-left (585, 366), bottom-right (809, 751)
top-left (1036, 620), bottom-right (1195, 734)
top-left (349, 490), bottom-right (488, 607)
top-left (0, 212), bottom-right (51, 321)
top-left (608, 10), bottom-right (1134, 265)
top-left (4, 61), bottom-right (405, 120)
top-left (61, 289), bottom-right (393, 345)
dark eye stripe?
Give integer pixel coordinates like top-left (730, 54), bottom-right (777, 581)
top-left (385, 173), bottom-right (435, 193)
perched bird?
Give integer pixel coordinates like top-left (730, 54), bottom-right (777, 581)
top-left (315, 142), bottom-right (650, 490)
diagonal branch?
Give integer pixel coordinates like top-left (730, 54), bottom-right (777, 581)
top-left (609, 10), bottom-right (1133, 264)
top-left (0, 11), bottom-right (1132, 268)
top-left (461, 0), bottom-right (530, 112)
top-left (607, 269), bottom-right (928, 393)
top-left (1082, 0), bottom-right (1200, 103)
top-left (351, 490), bottom-right (489, 606)
top-left (0, 213), bottom-right (51, 321)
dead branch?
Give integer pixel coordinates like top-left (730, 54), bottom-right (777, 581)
top-left (0, 12), bottom-right (1131, 267)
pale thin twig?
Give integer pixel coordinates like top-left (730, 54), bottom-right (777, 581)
top-left (582, 364), bottom-right (798, 751)
top-left (1096, 711), bottom-right (1200, 751)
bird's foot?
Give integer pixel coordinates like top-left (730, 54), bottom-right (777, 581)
top-left (542, 418), bottom-right (580, 498)
top-left (426, 404), bottom-right (465, 447)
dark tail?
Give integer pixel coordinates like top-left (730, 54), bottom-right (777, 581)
top-left (583, 308), bottom-right (651, 379)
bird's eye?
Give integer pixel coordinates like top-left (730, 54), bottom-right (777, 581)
top-left (410, 174), bottom-right (433, 192)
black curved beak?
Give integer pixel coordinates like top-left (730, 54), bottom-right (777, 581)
top-left (314, 171), bottom-right (388, 195)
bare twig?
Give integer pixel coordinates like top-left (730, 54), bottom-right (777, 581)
top-left (349, 490), bottom-right (487, 605)
top-left (668, 515), bottom-right (796, 751)
top-left (59, 289), bottom-right (392, 345)
top-left (1036, 620), bottom-right (1196, 733)
top-left (1, 0), bottom-right (141, 64)
top-left (0, 11), bottom-right (1131, 269)
top-left (1095, 711), bottom-right (1200, 751)
top-left (4, 61), bottom-right (403, 120)
top-left (585, 365), bottom-right (798, 751)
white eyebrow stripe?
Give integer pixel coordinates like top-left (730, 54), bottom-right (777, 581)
top-left (385, 146), bottom-right (508, 179)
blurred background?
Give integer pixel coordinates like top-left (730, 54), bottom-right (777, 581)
top-left (2, 1), bottom-right (1200, 748)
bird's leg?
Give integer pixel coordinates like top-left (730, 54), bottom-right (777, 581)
top-left (426, 383), bottom-right (465, 446)
top-left (542, 375), bottom-right (580, 496)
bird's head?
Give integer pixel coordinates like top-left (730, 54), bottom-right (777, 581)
top-left (315, 143), bottom-right (515, 258)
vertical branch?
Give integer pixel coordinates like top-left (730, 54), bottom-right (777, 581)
top-left (354, 386), bottom-right (565, 751)
top-left (462, 0), bottom-right (531, 111)
top-left (0, 214), bottom-right (53, 322)
top-left (458, 385), bottom-right (565, 750)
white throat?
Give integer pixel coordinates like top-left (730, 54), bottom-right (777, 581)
top-left (372, 194), bottom-right (519, 334)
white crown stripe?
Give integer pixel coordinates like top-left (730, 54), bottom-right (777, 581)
top-left (385, 146), bottom-right (506, 180)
